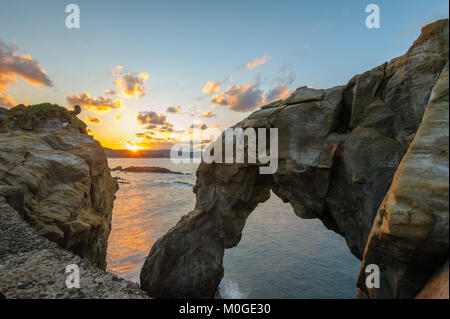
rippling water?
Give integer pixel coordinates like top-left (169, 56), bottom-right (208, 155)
top-left (106, 158), bottom-right (361, 298)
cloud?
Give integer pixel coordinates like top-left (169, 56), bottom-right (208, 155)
top-left (202, 81), bottom-right (221, 94)
top-left (276, 70), bottom-right (296, 85)
top-left (210, 83), bottom-right (265, 112)
top-left (0, 93), bottom-right (15, 107)
top-left (134, 131), bottom-right (180, 149)
top-left (85, 116), bottom-right (101, 124)
top-left (0, 39), bottom-right (53, 92)
top-left (135, 135), bottom-right (175, 149)
top-left (202, 111), bottom-right (216, 118)
top-left (246, 55), bottom-right (270, 69)
top-left (166, 105), bottom-right (181, 113)
top-left (66, 92), bottom-right (122, 111)
top-left (279, 60), bottom-right (293, 73)
top-left (137, 111), bottom-right (174, 133)
top-left (110, 66), bottom-right (149, 98)
top-left (190, 123), bottom-right (208, 130)
top-left (266, 84), bottom-right (290, 103)
top-left (105, 89), bottom-right (117, 95)
top-left (137, 111), bottom-right (168, 125)
top-left (135, 132), bottom-right (153, 138)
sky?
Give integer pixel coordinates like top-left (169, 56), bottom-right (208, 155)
top-left (0, 0), bottom-right (448, 150)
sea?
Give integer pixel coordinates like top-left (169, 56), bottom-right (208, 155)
top-left (106, 158), bottom-right (361, 298)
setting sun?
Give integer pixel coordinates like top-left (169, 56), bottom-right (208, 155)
top-left (125, 142), bottom-right (143, 152)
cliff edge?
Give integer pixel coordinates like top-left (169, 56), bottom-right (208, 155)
top-left (0, 103), bottom-right (118, 269)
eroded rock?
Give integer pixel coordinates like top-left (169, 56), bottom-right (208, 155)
top-left (356, 62), bottom-right (449, 299)
top-left (0, 103), bottom-right (118, 269)
top-left (140, 20), bottom-right (449, 299)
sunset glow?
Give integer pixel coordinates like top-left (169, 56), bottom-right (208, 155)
top-left (0, 1), bottom-right (447, 151)
top-left (125, 142), bottom-right (144, 152)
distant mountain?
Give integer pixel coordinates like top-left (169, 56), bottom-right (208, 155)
top-left (103, 148), bottom-right (171, 158)
top-left (103, 148), bottom-right (201, 159)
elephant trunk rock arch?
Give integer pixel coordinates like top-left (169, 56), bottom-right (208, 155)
top-left (140, 19), bottom-right (449, 299)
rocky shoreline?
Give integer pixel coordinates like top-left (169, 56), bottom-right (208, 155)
top-left (0, 103), bottom-right (150, 298)
top-left (0, 20), bottom-right (448, 299)
top-left (0, 195), bottom-right (149, 298)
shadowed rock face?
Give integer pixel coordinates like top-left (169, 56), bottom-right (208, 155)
top-left (357, 62), bottom-right (449, 298)
top-left (140, 20), bottom-right (449, 299)
top-left (0, 104), bottom-right (118, 269)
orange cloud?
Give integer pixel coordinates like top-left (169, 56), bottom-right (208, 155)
top-left (0, 39), bottom-right (53, 91)
top-left (202, 81), bottom-right (221, 94)
top-left (266, 83), bottom-right (290, 102)
top-left (210, 83), bottom-right (264, 112)
top-left (85, 116), bottom-right (101, 124)
top-left (202, 111), bottom-right (216, 118)
top-left (135, 134), bottom-right (176, 150)
top-left (137, 111), bottom-right (175, 133)
top-left (246, 55), bottom-right (270, 69)
top-left (105, 89), bottom-right (117, 95)
top-left (66, 92), bottom-right (122, 111)
top-left (110, 67), bottom-right (149, 98)
top-left (0, 93), bottom-right (15, 107)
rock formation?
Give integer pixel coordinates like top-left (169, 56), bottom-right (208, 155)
top-left (140, 20), bottom-right (449, 298)
top-left (0, 196), bottom-right (149, 298)
top-left (111, 166), bottom-right (184, 174)
top-left (0, 103), bottom-right (118, 269)
top-left (357, 61), bottom-right (449, 298)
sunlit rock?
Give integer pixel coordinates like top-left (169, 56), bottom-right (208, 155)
top-left (0, 103), bottom-right (118, 269)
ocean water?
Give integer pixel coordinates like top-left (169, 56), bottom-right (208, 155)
top-left (106, 158), bottom-right (361, 298)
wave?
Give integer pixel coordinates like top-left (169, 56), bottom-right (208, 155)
top-left (220, 278), bottom-right (246, 299)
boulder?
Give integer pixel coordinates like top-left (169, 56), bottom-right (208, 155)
top-left (0, 103), bottom-right (118, 269)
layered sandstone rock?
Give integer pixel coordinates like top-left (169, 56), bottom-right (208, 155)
top-left (357, 62), bottom-right (449, 298)
top-left (140, 20), bottom-right (449, 298)
top-left (0, 197), bottom-right (148, 298)
top-left (0, 103), bottom-right (118, 269)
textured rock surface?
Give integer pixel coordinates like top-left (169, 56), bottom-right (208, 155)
top-left (0, 104), bottom-right (118, 269)
top-left (0, 197), bottom-right (148, 299)
top-left (357, 62), bottom-right (449, 298)
top-left (416, 260), bottom-right (449, 299)
top-left (140, 20), bottom-right (449, 299)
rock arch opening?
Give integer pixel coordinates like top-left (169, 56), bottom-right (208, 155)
top-left (218, 191), bottom-right (360, 298)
